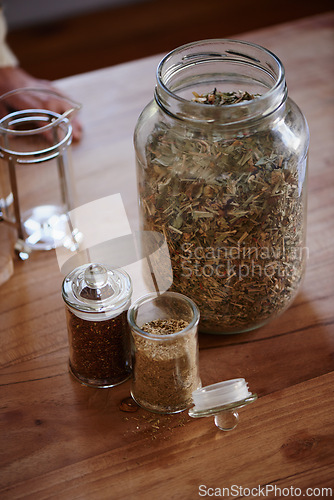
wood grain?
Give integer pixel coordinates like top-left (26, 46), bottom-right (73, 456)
top-left (1, 12), bottom-right (334, 499)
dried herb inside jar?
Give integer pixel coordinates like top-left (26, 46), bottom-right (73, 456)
top-left (66, 309), bottom-right (131, 384)
top-left (192, 89), bottom-right (260, 105)
top-left (132, 319), bottom-right (199, 413)
top-left (137, 89), bottom-right (306, 333)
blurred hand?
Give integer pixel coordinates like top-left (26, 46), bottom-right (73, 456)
top-left (0, 66), bottom-right (83, 141)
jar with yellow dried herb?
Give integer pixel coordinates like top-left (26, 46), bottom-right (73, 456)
top-left (134, 39), bottom-right (309, 334)
top-left (128, 292), bottom-right (201, 414)
top-left (62, 263), bottom-right (132, 387)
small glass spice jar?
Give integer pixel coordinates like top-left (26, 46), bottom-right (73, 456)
top-left (62, 263), bottom-right (132, 388)
top-left (127, 291), bottom-right (201, 414)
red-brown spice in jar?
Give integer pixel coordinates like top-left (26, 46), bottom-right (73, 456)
top-left (66, 308), bottom-right (131, 385)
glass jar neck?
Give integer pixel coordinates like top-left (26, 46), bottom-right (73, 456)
top-left (155, 39), bottom-right (287, 127)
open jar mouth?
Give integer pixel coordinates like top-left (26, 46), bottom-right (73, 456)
top-left (155, 39), bottom-right (287, 125)
top-left (127, 291), bottom-right (200, 340)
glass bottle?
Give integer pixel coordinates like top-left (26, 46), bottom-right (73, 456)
top-left (62, 263), bottom-right (132, 388)
top-left (134, 39), bottom-right (309, 334)
top-left (128, 291), bottom-right (201, 413)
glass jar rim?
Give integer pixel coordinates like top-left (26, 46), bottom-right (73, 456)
top-left (127, 291), bottom-right (200, 340)
top-left (156, 38), bottom-right (286, 124)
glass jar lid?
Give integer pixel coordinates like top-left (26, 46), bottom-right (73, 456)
top-left (62, 263), bottom-right (132, 318)
top-left (189, 378), bottom-right (257, 431)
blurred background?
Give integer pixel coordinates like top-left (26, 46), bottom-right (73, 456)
top-left (5, 0), bottom-right (334, 80)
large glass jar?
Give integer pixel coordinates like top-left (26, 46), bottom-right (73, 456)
top-left (134, 40), bottom-right (309, 334)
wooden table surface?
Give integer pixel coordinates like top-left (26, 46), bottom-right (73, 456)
top-left (1, 12), bottom-right (334, 499)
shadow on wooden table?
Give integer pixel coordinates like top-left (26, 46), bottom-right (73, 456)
top-left (198, 291), bottom-right (333, 398)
